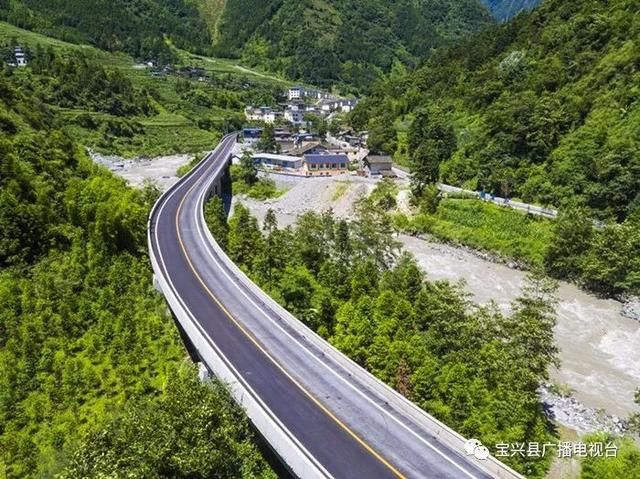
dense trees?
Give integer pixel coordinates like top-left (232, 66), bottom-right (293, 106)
top-left (60, 366), bottom-right (276, 479)
top-left (0, 56), bottom-right (272, 477)
top-left (544, 207), bottom-right (594, 280)
top-left (29, 45), bottom-right (154, 116)
top-left (545, 211), bottom-right (640, 296)
top-left (355, 0), bottom-right (640, 220)
top-left (0, 0), bottom-right (212, 62)
top-left (238, 151), bottom-right (258, 186)
top-left (579, 216), bottom-right (640, 295)
top-left (214, 0), bottom-right (494, 90)
top-left (580, 434), bottom-right (640, 479)
top-left (256, 123), bottom-right (278, 154)
top-left (409, 106), bottom-right (457, 194)
top-left (209, 201), bottom-right (559, 477)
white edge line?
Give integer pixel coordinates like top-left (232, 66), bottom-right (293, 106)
top-left (192, 143), bottom-right (483, 479)
top-left (150, 136), bottom-right (334, 479)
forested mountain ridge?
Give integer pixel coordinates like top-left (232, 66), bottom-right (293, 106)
top-left (354, 0), bottom-right (640, 221)
top-left (481, 0), bottom-right (541, 20)
top-left (0, 0), bottom-right (213, 63)
top-left (0, 0), bottom-right (496, 89)
top-left (214, 0), bottom-right (495, 89)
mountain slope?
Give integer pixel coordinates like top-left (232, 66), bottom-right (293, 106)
top-left (0, 0), bottom-right (495, 89)
top-left (355, 0), bottom-right (640, 221)
top-left (482, 0), bottom-right (541, 20)
top-left (0, 0), bottom-right (213, 62)
top-left (213, 0), bottom-right (494, 89)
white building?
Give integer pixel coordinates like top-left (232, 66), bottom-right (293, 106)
top-left (320, 101), bottom-right (333, 112)
top-left (338, 99), bottom-right (357, 113)
top-left (244, 106), bottom-right (279, 124)
top-left (253, 153), bottom-right (303, 170)
top-left (263, 110), bottom-right (278, 123)
top-left (14, 47), bottom-right (27, 67)
top-left (284, 109), bottom-right (304, 125)
top-left (288, 86), bottom-right (304, 100)
top-left (245, 107), bottom-right (263, 122)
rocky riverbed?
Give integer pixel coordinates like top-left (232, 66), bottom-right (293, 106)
top-left (539, 384), bottom-right (629, 435)
top-left (400, 234), bottom-right (640, 422)
top-left (621, 296), bottom-right (640, 322)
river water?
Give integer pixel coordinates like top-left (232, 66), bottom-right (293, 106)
top-left (401, 235), bottom-right (640, 418)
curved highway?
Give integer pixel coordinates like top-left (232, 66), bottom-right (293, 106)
top-left (148, 134), bottom-right (523, 479)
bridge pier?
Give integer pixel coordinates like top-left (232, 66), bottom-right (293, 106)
top-left (197, 362), bottom-right (211, 382)
top-left (152, 274), bottom-right (162, 293)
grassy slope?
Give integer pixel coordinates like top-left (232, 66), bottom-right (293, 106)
top-left (193, 0), bottom-right (228, 43)
top-left (0, 21), bottom-right (288, 157)
top-left (395, 198), bottom-right (554, 266)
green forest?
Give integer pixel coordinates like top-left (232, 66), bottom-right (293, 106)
top-left (215, 0), bottom-right (494, 90)
top-left (0, 46), bottom-right (274, 477)
top-left (354, 0), bottom-right (640, 221)
top-left (0, 0), bottom-right (501, 90)
top-left (0, 0), bottom-right (212, 63)
top-left (205, 193), bottom-right (640, 478)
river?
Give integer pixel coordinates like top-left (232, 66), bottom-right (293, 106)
top-left (401, 235), bottom-right (640, 419)
top-left (229, 171), bottom-right (640, 428)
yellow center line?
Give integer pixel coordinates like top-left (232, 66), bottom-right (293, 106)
top-left (172, 156), bottom-right (407, 479)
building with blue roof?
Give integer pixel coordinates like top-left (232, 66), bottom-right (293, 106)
top-left (303, 154), bottom-right (349, 176)
top-left (242, 127), bottom-right (263, 140)
top-left (253, 153), bottom-right (303, 170)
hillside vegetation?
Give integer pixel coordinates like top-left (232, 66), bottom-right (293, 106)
top-left (213, 0), bottom-right (494, 89)
top-left (0, 0), bottom-right (497, 90)
top-left (0, 43), bottom-right (274, 477)
top-left (354, 0), bottom-right (640, 222)
top-left (0, 0), bottom-right (212, 62)
top-left (0, 21), bottom-right (285, 157)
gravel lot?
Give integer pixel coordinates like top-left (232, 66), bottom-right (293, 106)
top-left (233, 172), bottom-right (384, 226)
top-left (91, 150), bottom-right (194, 191)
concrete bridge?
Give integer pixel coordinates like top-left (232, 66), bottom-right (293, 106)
top-left (148, 133), bottom-right (525, 479)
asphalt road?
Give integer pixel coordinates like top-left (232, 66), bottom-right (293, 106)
top-left (149, 134), bottom-right (504, 479)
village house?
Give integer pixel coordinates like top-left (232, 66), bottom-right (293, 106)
top-left (274, 128), bottom-right (292, 141)
top-left (245, 106), bottom-right (280, 124)
top-left (319, 99), bottom-right (335, 112)
top-left (338, 99), bottom-right (358, 113)
top-left (286, 140), bottom-right (329, 156)
top-left (364, 155), bottom-right (395, 177)
top-left (242, 127), bottom-right (263, 142)
top-left (303, 153), bottom-right (349, 176)
top-left (284, 108), bottom-right (304, 125)
top-left (253, 153), bottom-right (303, 171)
top-left (10, 46), bottom-right (27, 67)
top-left (288, 86), bottom-right (304, 100)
